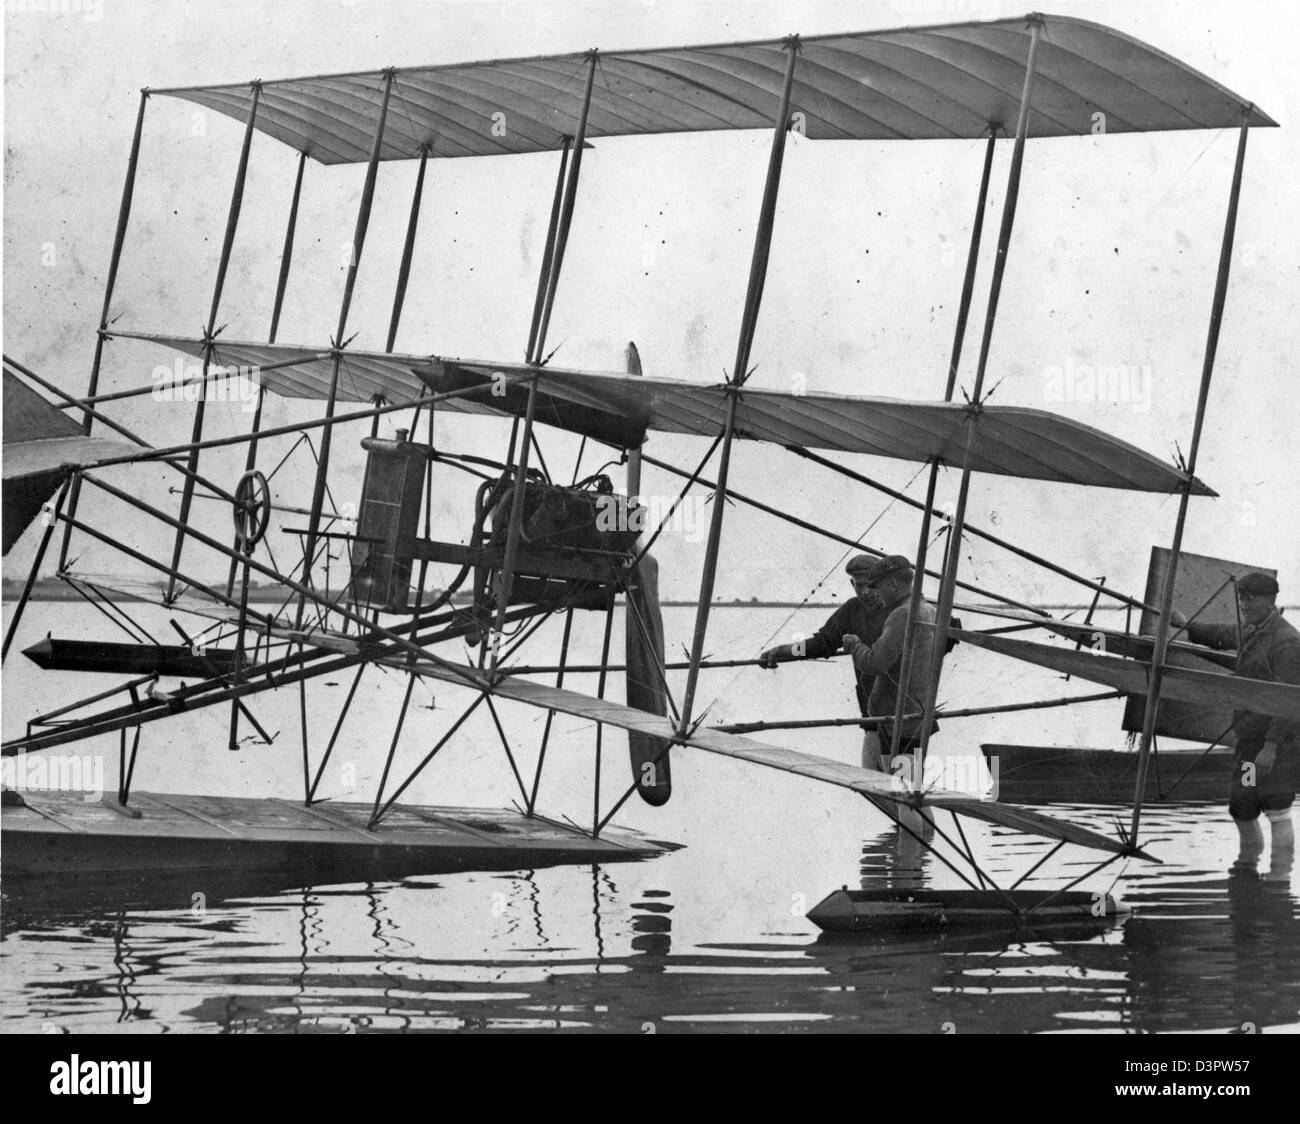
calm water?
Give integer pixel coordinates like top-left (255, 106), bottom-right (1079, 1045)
top-left (3, 603), bottom-right (1298, 1033)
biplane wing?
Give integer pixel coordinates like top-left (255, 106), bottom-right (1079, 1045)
top-left (2, 369), bottom-right (138, 553)
top-left (111, 333), bottom-right (647, 447)
top-left (429, 358), bottom-right (1209, 494)
top-left (119, 334), bottom-right (1209, 495)
top-left (152, 14), bottom-right (1274, 164)
top-left (949, 628), bottom-right (1300, 723)
top-left (379, 653), bottom-right (1144, 858)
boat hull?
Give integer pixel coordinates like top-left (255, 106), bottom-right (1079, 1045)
top-left (807, 887), bottom-right (1124, 933)
top-left (982, 743), bottom-right (1233, 804)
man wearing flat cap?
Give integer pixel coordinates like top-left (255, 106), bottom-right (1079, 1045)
top-left (1171, 571), bottom-right (1299, 884)
top-left (759, 554), bottom-right (889, 765)
top-left (840, 555), bottom-right (941, 772)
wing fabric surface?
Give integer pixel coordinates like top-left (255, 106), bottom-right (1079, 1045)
top-left (152, 15), bottom-right (1274, 163)
top-left (119, 336), bottom-right (1209, 494)
top-left (430, 359), bottom-right (1208, 494)
top-left (2, 368), bottom-right (139, 552)
top-left (377, 653), bottom-right (1141, 857)
top-left (114, 334), bottom-right (646, 446)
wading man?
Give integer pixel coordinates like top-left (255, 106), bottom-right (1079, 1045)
top-left (758, 554), bottom-right (888, 768)
top-left (1172, 572), bottom-right (1299, 884)
top-left (841, 555), bottom-right (941, 774)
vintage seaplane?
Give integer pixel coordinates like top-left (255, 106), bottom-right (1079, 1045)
top-left (3, 12), bottom-right (1291, 929)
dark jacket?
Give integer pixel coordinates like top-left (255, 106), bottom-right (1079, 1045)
top-left (1187, 609), bottom-right (1300, 744)
top-left (851, 600), bottom-right (940, 740)
top-left (802, 598), bottom-right (889, 719)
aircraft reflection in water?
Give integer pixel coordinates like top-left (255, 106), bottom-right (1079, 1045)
top-left (5, 827), bottom-right (1293, 1034)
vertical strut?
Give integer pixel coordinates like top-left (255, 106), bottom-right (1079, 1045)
top-left (227, 543), bottom-right (255, 752)
top-left (167, 81), bottom-right (263, 601)
top-left (227, 145), bottom-right (307, 592)
top-left (3, 476), bottom-right (72, 661)
top-left (298, 642), bottom-right (312, 802)
top-left (945, 126), bottom-right (999, 400)
top-left (308, 662), bottom-right (366, 802)
top-left (888, 465), bottom-right (940, 758)
top-left (386, 148), bottom-right (428, 352)
top-left (918, 18), bottom-right (1043, 768)
top-left (678, 37), bottom-right (800, 736)
top-left (888, 124), bottom-right (999, 758)
top-left (117, 726), bottom-right (142, 805)
top-left (525, 138), bottom-right (572, 363)
top-left (592, 595), bottom-right (616, 834)
top-left (299, 68), bottom-right (397, 624)
top-left (489, 373), bottom-right (539, 674)
top-left (527, 606), bottom-right (576, 814)
top-left (371, 671), bottom-right (419, 825)
top-left (532, 54), bottom-right (598, 364)
top-left (271, 150), bottom-right (308, 345)
top-left (1130, 110), bottom-right (1251, 846)
top-left (59, 89), bottom-right (150, 571)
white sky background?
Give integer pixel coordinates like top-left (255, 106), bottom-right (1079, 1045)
top-left (2, 0), bottom-right (1297, 614)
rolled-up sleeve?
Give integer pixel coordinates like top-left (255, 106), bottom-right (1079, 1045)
top-left (804, 604), bottom-right (851, 659)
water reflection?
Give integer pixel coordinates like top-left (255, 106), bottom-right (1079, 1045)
top-left (630, 891), bottom-right (672, 960)
top-left (4, 810), bottom-right (1297, 1033)
top-left (859, 819), bottom-right (936, 890)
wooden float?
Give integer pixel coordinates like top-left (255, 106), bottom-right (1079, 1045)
top-left (1, 789), bottom-right (679, 883)
top-left (23, 637), bottom-right (244, 678)
top-left (982, 743), bottom-right (1233, 804)
top-left (807, 887), bottom-right (1125, 933)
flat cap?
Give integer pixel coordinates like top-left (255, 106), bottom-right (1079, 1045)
top-left (867, 554), bottom-right (913, 585)
top-left (1238, 571), bottom-right (1279, 597)
top-left (846, 554), bottom-right (876, 576)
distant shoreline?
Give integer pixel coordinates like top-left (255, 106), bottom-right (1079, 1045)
top-left (4, 578), bottom-right (1268, 613)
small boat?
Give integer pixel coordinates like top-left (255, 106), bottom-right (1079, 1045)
top-left (807, 887), bottom-right (1126, 933)
top-left (983, 743), bottom-right (1234, 805)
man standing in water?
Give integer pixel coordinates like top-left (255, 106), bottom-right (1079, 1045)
top-left (1172, 572), bottom-right (1299, 884)
top-left (840, 555), bottom-right (940, 774)
top-left (758, 555), bottom-right (889, 768)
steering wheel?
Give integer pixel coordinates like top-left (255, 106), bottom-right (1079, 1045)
top-left (232, 470), bottom-right (272, 553)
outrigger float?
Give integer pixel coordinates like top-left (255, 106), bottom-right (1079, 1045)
top-left (3, 12), bottom-right (1293, 929)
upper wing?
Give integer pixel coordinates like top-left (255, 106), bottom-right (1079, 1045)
top-left (150, 15), bottom-right (1274, 163)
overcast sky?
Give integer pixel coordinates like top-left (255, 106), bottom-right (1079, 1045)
top-left (3, 0), bottom-right (1297, 613)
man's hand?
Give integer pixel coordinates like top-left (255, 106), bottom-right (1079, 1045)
top-left (758, 647), bottom-right (783, 670)
top-left (842, 634), bottom-right (864, 656)
top-left (1256, 742), bottom-right (1277, 777)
